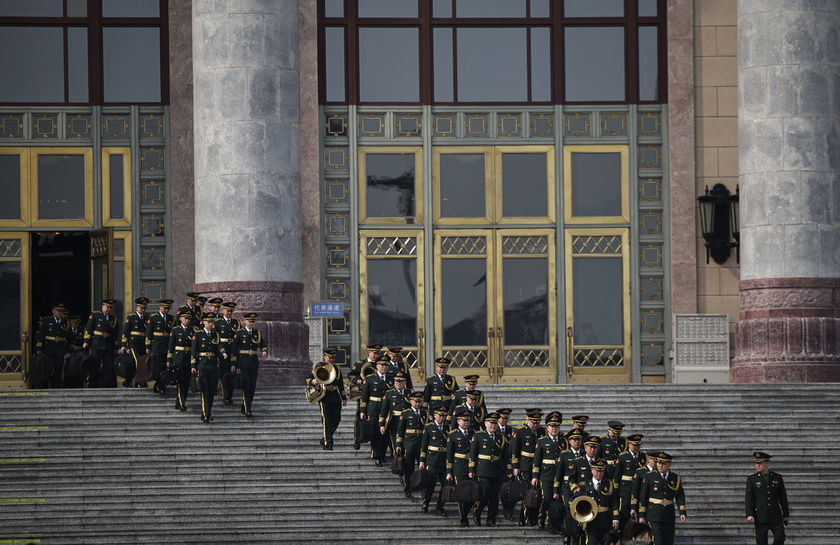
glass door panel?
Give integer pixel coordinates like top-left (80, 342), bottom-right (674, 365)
top-left (360, 230), bottom-right (425, 383)
top-left (495, 146), bottom-right (555, 224)
top-left (565, 228), bottom-right (630, 383)
top-left (0, 234), bottom-right (30, 388)
top-left (433, 147), bottom-right (492, 224)
top-left (564, 145), bottom-right (629, 224)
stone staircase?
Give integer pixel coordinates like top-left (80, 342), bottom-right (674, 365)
top-left (1, 383), bottom-right (838, 544)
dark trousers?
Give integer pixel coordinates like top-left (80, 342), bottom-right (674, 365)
top-left (402, 443), bottom-right (420, 491)
top-left (47, 354), bottom-right (64, 389)
top-left (219, 368), bottom-right (233, 401)
top-left (423, 467), bottom-right (447, 510)
top-left (91, 350), bottom-right (116, 388)
top-left (618, 495), bottom-right (633, 534)
top-left (371, 423), bottom-right (388, 461)
top-left (240, 367), bottom-right (258, 412)
top-left (754, 521), bottom-right (785, 545)
top-left (174, 366), bottom-right (190, 407)
top-left (198, 368), bottom-right (219, 419)
top-left (650, 522), bottom-right (675, 545)
top-left (453, 475), bottom-right (476, 524)
top-left (475, 474), bottom-right (502, 523)
top-left (319, 400), bottom-right (342, 447)
top-left (518, 469), bottom-right (536, 524)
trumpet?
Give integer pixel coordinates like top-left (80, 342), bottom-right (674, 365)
top-left (570, 495), bottom-right (599, 524)
top-left (305, 361), bottom-right (338, 404)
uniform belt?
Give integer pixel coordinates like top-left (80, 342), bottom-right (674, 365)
top-left (520, 451), bottom-right (535, 458)
top-left (454, 453), bottom-right (468, 459)
top-left (478, 455), bottom-right (500, 461)
top-left (240, 350), bottom-right (258, 355)
top-left (325, 385), bottom-right (338, 391)
top-left (368, 396), bottom-right (382, 402)
top-left (607, 460), bottom-right (616, 465)
top-left (430, 395), bottom-right (445, 401)
top-left (93, 330), bottom-right (109, 336)
top-left (44, 336), bottom-right (63, 341)
top-left (392, 409), bottom-right (404, 416)
top-left (649, 498), bottom-right (673, 506)
top-left (404, 429), bottom-right (424, 434)
top-left (174, 346), bottom-right (189, 351)
top-left (220, 338), bottom-right (233, 342)
top-left (541, 459), bottom-right (557, 465)
top-left (621, 475), bottom-right (634, 481)
top-left (153, 332), bottom-right (169, 337)
top-left (427, 446), bottom-right (443, 452)
top-left (130, 331), bottom-right (144, 336)
top-left (598, 506), bottom-right (609, 513)
top-left (197, 352), bottom-right (216, 357)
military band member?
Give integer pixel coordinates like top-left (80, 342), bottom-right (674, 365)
top-left (184, 292), bottom-right (202, 330)
top-left (531, 411), bottom-right (565, 530)
top-left (469, 412), bottom-right (511, 527)
top-left (216, 302), bottom-right (241, 405)
top-left (569, 436), bottom-right (603, 502)
top-left (638, 452), bottom-right (687, 545)
top-left (496, 408), bottom-right (513, 439)
top-left (419, 403), bottom-right (450, 516)
top-left (446, 408), bottom-right (475, 528)
top-left (349, 343), bottom-right (381, 449)
top-left (449, 374), bottom-right (486, 416)
top-left (305, 348), bottom-right (346, 450)
top-left (512, 409), bottom-right (544, 526)
top-left (207, 297), bottom-right (222, 317)
top-left (396, 391), bottom-right (426, 498)
top-left (380, 371), bottom-right (412, 459)
top-left (64, 314), bottom-right (85, 388)
top-left (745, 451), bottom-right (789, 545)
top-left (36, 302), bottom-right (69, 388)
top-left (83, 298), bottom-right (120, 388)
top-left (599, 421), bottom-right (628, 474)
top-left (359, 356), bottom-right (393, 466)
top-left (167, 308), bottom-right (194, 411)
top-left (630, 452), bottom-right (659, 520)
top-left (566, 414), bottom-right (591, 440)
top-left (614, 434), bottom-right (647, 532)
top-left (145, 299), bottom-right (175, 395)
top-left (191, 312), bottom-right (227, 423)
top-left (557, 430), bottom-right (586, 503)
top-left (385, 346), bottom-right (413, 390)
top-left (447, 390), bottom-right (485, 432)
top-left (569, 458), bottom-right (620, 545)
top-left (423, 357), bottom-right (458, 408)
top-left (120, 297), bottom-right (149, 387)
top-left (231, 313), bottom-right (267, 417)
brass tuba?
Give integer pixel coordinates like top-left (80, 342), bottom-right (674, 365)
top-left (570, 495), bottom-right (599, 524)
top-left (305, 361), bottom-right (338, 404)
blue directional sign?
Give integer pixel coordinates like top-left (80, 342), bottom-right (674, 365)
top-left (310, 301), bottom-right (344, 318)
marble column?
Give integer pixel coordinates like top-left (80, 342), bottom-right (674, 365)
top-left (192, 0), bottom-right (310, 385)
top-left (733, 1), bottom-right (840, 382)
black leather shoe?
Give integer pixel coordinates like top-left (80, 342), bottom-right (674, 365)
top-left (518, 520), bottom-right (526, 527)
top-left (245, 412), bottom-right (253, 418)
top-left (434, 509), bottom-right (446, 517)
top-left (404, 491), bottom-right (413, 499)
top-left (459, 519), bottom-right (469, 528)
top-left (201, 416), bottom-right (207, 423)
top-left (180, 405), bottom-right (186, 412)
top-left (421, 503), bottom-right (429, 513)
top-left (353, 443), bottom-right (360, 450)
top-left (175, 403), bottom-right (182, 410)
top-left (159, 389), bottom-right (166, 397)
top-left (473, 515), bottom-right (481, 526)
top-left (323, 444), bottom-right (329, 450)
top-left (325, 444), bottom-right (332, 450)
top-left (537, 517), bottom-right (545, 529)
top-left (487, 519), bottom-right (497, 527)
top-left (375, 459), bottom-right (383, 467)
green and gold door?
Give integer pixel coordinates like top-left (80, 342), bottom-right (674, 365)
top-left (0, 234), bottom-right (30, 389)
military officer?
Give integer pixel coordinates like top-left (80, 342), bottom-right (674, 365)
top-left (569, 458), bottom-right (620, 545)
top-left (83, 298), bottom-right (120, 387)
top-left (359, 356), bottom-right (393, 466)
top-left (191, 312), bottom-right (228, 423)
top-left (449, 374), bottom-right (486, 415)
top-left (566, 414), bottom-right (591, 440)
top-left (231, 312), bottom-right (267, 417)
top-left (396, 391), bottom-right (426, 498)
top-left (496, 408), bottom-right (513, 439)
top-left (167, 308), bottom-right (194, 411)
top-left (745, 451), bottom-right (790, 545)
top-left (419, 403), bottom-right (450, 516)
top-left (531, 411), bottom-right (565, 530)
top-left (305, 348), bottom-right (346, 450)
top-left (447, 390), bottom-right (485, 432)
top-left (216, 302), bottom-right (240, 404)
top-left (638, 452), bottom-right (687, 545)
top-left (183, 292), bottom-right (202, 329)
top-left (348, 343), bottom-right (381, 449)
top-left (120, 297), bottom-right (149, 387)
top-left (207, 297), bottom-right (222, 317)
top-left (422, 357), bottom-right (458, 408)
top-left (512, 408), bottom-right (544, 526)
top-left (379, 371), bottom-right (412, 460)
top-left (612, 433), bottom-right (647, 531)
top-left (469, 412), bottom-right (511, 527)
top-left (145, 299), bottom-right (175, 394)
top-left (64, 314), bottom-right (85, 388)
top-left (630, 452), bottom-right (660, 520)
top-left (599, 421), bottom-right (627, 475)
top-left (35, 302), bottom-right (69, 388)
top-left (557, 430), bottom-right (586, 503)
top-left (446, 408), bottom-right (475, 528)
top-left (385, 346), bottom-right (413, 390)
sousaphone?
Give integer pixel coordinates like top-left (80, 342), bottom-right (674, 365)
top-left (305, 361), bottom-right (337, 403)
top-left (347, 360), bottom-right (376, 401)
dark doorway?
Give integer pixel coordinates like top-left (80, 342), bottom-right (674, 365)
top-left (31, 232), bottom-right (90, 329)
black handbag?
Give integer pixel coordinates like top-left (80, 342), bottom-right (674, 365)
top-left (29, 354), bottom-right (53, 385)
top-left (159, 368), bottom-right (178, 386)
top-left (500, 475), bottom-right (530, 503)
top-left (64, 351), bottom-right (85, 377)
top-left (440, 484), bottom-right (455, 503)
top-left (114, 353), bottom-right (135, 378)
top-left (523, 484), bottom-right (542, 509)
top-left (453, 479), bottom-right (483, 502)
top-left (355, 419), bottom-right (374, 444)
top-left (549, 498), bottom-right (565, 519)
top-left (391, 453), bottom-right (405, 475)
top-left (409, 468), bottom-right (432, 491)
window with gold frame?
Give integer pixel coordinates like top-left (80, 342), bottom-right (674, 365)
top-left (563, 145), bottom-right (629, 225)
top-left (358, 146), bottom-right (423, 225)
top-left (0, 148), bottom-right (29, 227)
top-left (102, 147), bottom-right (131, 227)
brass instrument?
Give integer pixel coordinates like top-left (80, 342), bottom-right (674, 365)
top-left (305, 361), bottom-right (338, 404)
top-left (570, 495), bottom-right (598, 524)
top-left (347, 360), bottom-right (376, 401)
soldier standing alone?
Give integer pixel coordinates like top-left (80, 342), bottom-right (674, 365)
top-left (745, 451), bottom-right (789, 545)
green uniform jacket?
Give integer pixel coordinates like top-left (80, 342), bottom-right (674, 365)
top-left (380, 388), bottom-right (412, 429)
top-left (231, 327), bottom-right (266, 370)
top-left (555, 449), bottom-right (584, 499)
top-left (638, 470), bottom-right (687, 523)
top-left (359, 373), bottom-right (391, 420)
top-left (614, 451), bottom-right (647, 501)
top-left (449, 389), bottom-right (486, 415)
top-left (532, 436), bottom-right (563, 483)
top-left (397, 408), bottom-right (427, 450)
top-left (469, 430), bottom-right (511, 478)
top-left (121, 312), bottom-right (149, 352)
top-left (422, 374), bottom-right (458, 406)
top-left (447, 403), bottom-right (485, 432)
top-left (145, 312), bottom-right (175, 355)
top-left (510, 424), bottom-right (544, 473)
top-left (570, 478), bottom-right (620, 532)
top-left (446, 427), bottom-right (473, 478)
top-left (745, 470), bottom-right (789, 523)
top-left (167, 324), bottom-right (193, 367)
top-left (190, 328), bottom-right (223, 373)
top-left (305, 363), bottom-right (346, 404)
top-left (420, 421), bottom-right (449, 470)
top-left (215, 316), bottom-right (241, 356)
top-left (36, 316), bottom-right (68, 356)
top-left (84, 312), bottom-right (119, 352)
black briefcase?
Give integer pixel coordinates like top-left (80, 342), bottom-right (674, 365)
top-left (223, 372), bottom-right (243, 391)
top-left (523, 484), bottom-right (542, 509)
top-left (391, 453), bottom-right (405, 475)
top-left (159, 368), bottom-right (178, 386)
top-left (439, 484), bottom-right (455, 503)
top-left (64, 351), bottom-right (85, 378)
top-left (135, 353), bottom-right (153, 383)
top-left (114, 353), bottom-right (135, 378)
top-left (355, 419), bottom-right (374, 444)
top-left (409, 468), bottom-right (433, 491)
top-left (29, 354), bottom-right (53, 386)
top-left (549, 498), bottom-right (565, 519)
top-left (500, 475), bottom-right (530, 503)
top-left (453, 479), bottom-right (484, 502)
top-left (79, 351), bottom-right (99, 375)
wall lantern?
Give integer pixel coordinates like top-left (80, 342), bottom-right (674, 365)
top-left (698, 183), bottom-right (739, 265)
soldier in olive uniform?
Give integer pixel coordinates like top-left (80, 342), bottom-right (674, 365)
top-left (348, 343), bottom-right (381, 449)
top-left (569, 436), bottom-right (603, 492)
top-left (446, 408), bottom-right (475, 527)
top-left (512, 409), bottom-right (545, 526)
top-left (305, 348), bottom-right (346, 450)
top-left (638, 452), bottom-right (687, 545)
top-left (191, 312), bottom-right (228, 423)
top-left (565, 415), bottom-right (591, 440)
top-left (64, 314), bottom-right (85, 388)
top-left (419, 403), bottom-right (451, 516)
top-left (745, 451), bottom-right (789, 545)
top-left (216, 301), bottom-right (240, 405)
top-left (630, 452), bottom-right (659, 521)
top-left (449, 374), bottom-right (487, 416)
top-left (145, 299), bottom-right (175, 394)
top-left (396, 390), bottom-right (426, 498)
top-left (83, 298), bottom-right (120, 388)
top-left (183, 292), bottom-right (202, 330)
top-left (380, 371), bottom-right (412, 460)
top-left (496, 407), bottom-right (516, 521)
top-left (422, 357), bottom-right (458, 409)
top-left (36, 302), bottom-right (69, 388)
top-left (469, 412), bottom-right (512, 527)
top-left (531, 411), bottom-right (565, 531)
top-left (359, 356), bottom-right (393, 466)
top-left (167, 308), bottom-right (194, 411)
top-left (120, 297), bottom-right (150, 387)
top-left (613, 434), bottom-right (647, 533)
top-left (385, 346), bottom-right (413, 390)
top-left (569, 458), bottom-right (620, 545)
top-left (447, 390), bottom-right (485, 432)
top-left (231, 313), bottom-right (267, 417)
top-left (599, 421), bottom-right (627, 476)
top-left (557, 430), bottom-right (586, 504)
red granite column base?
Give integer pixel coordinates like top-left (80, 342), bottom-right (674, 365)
top-left (730, 361), bottom-right (840, 383)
